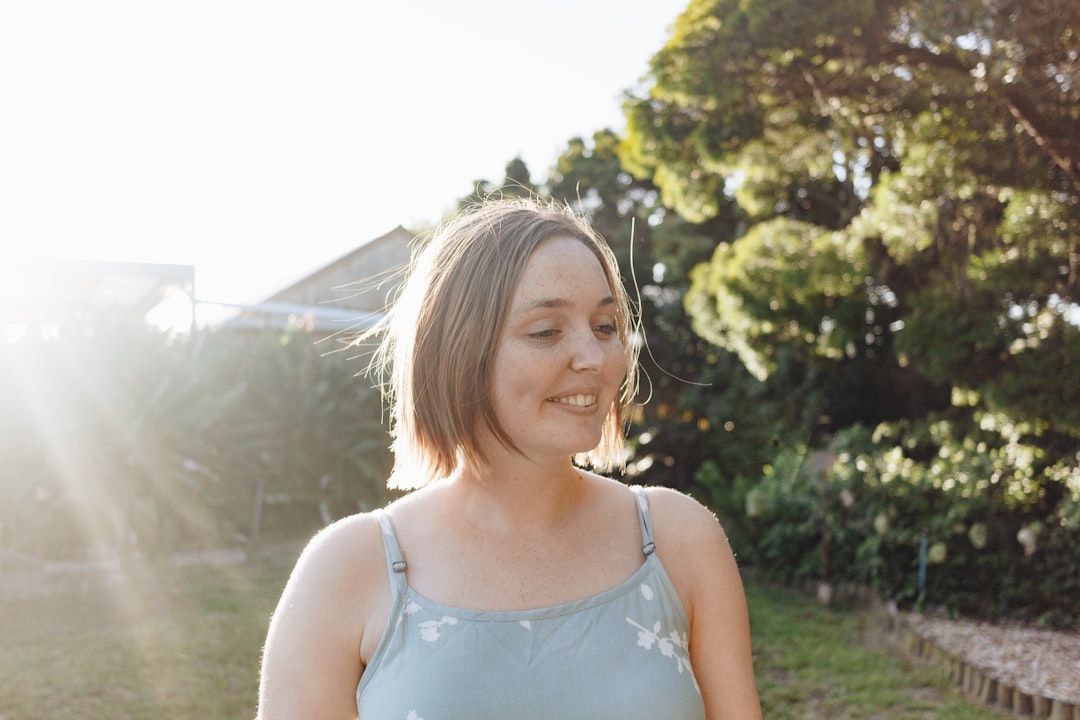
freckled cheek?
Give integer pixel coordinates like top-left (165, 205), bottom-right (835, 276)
top-left (604, 344), bottom-right (628, 382)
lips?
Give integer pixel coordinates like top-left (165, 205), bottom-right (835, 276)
top-left (549, 393), bottom-right (598, 407)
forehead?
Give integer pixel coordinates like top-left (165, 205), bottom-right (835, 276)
top-left (509, 235), bottom-right (613, 308)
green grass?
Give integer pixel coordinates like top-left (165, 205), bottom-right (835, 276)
top-left (0, 546), bottom-right (298, 720)
top-left (1, 546), bottom-right (1006, 719)
top-left (748, 581), bottom-right (1008, 719)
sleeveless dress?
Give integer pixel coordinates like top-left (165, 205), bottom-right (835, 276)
top-left (356, 486), bottom-right (707, 720)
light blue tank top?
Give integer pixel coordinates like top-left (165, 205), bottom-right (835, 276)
top-left (357, 486), bottom-right (707, 720)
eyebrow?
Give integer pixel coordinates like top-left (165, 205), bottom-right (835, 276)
top-left (511, 295), bottom-right (616, 318)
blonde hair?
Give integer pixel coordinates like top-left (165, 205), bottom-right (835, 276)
top-left (369, 197), bottom-right (638, 489)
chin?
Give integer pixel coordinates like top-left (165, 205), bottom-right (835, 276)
top-left (563, 434), bottom-right (604, 457)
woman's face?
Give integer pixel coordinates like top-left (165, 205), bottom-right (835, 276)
top-left (487, 235), bottom-right (627, 465)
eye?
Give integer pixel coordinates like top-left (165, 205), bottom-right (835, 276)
top-left (528, 328), bottom-right (560, 339)
top-left (593, 323), bottom-right (618, 337)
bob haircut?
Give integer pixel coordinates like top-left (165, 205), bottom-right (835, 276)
top-left (370, 197), bottom-right (639, 489)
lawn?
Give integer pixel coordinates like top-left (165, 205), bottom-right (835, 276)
top-left (746, 581), bottom-right (1007, 719)
top-left (0, 547), bottom-right (293, 720)
top-left (0, 544), bottom-right (1004, 719)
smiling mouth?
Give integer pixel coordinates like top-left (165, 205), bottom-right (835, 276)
top-left (550, 394), bottom-right (598, 407)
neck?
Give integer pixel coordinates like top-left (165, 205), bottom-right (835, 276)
top-left (449, 456), bottom-right (586, 533)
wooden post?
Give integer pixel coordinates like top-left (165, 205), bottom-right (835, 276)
top-left (1013, 689), bottom-right (1034, 716)
top-left (998, 683), bottom-right (1015, 712)
top-left (1048, 699), bottom-right (1075, 720)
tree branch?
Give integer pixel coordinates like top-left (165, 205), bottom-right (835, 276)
top-left (877, 41), bottom-right (1080, 191)
top-left (1000, 87), bottom-right (1080, 191)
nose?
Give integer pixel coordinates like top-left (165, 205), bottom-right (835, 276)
top-left (569, 327), bottom-right (603, 372)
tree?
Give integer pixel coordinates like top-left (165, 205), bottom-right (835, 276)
top-left (622, 0), bottom-right (1080, 436)
top-left (458, 157), bottom-right (538, 208)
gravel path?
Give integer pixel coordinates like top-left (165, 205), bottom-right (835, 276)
top-left (899, 610), bottom-right (1080, 707)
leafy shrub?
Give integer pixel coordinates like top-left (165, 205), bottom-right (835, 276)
top-left (717, 413), bottom-right (1080, 626)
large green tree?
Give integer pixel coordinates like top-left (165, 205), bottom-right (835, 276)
top-left (623, 0), bottom-right (1080, 437)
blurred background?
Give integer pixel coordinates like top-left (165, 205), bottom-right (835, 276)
top-left (1, 0), bottom-right (1078, 717)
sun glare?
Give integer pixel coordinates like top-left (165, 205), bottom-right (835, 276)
top-left (145, 290), bottom-right (196, 335)
top-left (1, 258), bottom-right (196, 343)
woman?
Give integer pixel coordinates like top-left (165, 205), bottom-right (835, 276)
top-left (256, 199), bottom-right (761, 719)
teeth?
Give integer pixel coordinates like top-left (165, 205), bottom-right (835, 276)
top-left (552, 394), bottom-right (597, 407)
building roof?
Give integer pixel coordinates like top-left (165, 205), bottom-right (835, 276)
top-left (0, 258), bottom-right (195, 328)
top-left (213, 225), bottom-right (414, 335)
top-left (267, 225), bottom-right (413, 304)
top-left (203, 299), bottom-right (382, 335)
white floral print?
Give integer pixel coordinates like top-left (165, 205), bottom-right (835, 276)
top-left (418, 615), bottom-right (458, 642)
top-left (396, 598), bottom-right (422, 629)
top-left (406, 711), bottom-right (424, 720)
top-left (519, 620), bottom-right (532, 630)
top-left (640, 582), bottom-right (655, 601)
top-left (626, 617), bottom-right (700, 693)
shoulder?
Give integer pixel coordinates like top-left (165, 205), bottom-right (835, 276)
top-left (640, 485), bottom-right (730, 552)
top-left (266, 509), bottom-right (398, 663)
top-left (289, 510), bottom-right (386, 587)
top-left (268, 511), bottom-right (390, 646)
top-left (258, 511), bottom-right (391, 718)
top-left (638, 486), bottom-right (740, 618)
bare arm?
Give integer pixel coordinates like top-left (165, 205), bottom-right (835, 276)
top-left (257, 513), bottom-right (388, 720)
top-left (647, 487), bottom-right (763, 720)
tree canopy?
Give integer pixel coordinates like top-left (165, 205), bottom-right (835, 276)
top-left (622, 0), bottom-right (1079, 437)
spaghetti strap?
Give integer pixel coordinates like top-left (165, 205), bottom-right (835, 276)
top-left (629, 485), bottom-right (657, 557)
top-left (373, 509), bottom-right (408, 594)
top-left (358, 486), bottom-right (706, 719)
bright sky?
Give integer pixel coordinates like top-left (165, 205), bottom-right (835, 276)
top-left (1, 0), bottom-right (687, 305)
